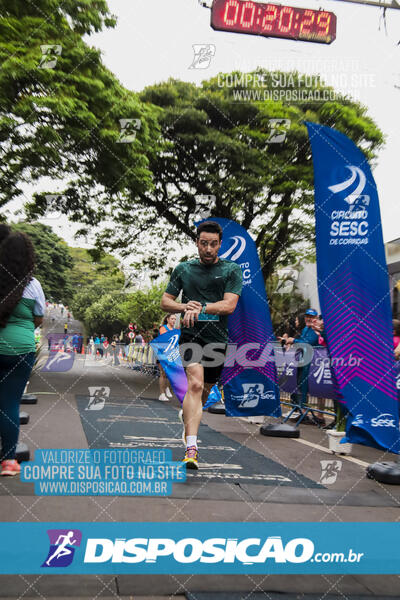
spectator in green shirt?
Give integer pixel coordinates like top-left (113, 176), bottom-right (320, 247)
top-left (0, 229), bottom-right (45, 476)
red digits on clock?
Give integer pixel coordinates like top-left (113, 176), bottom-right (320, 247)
top-left (224, 0), bottom-right (240, 26)
top-left (278, 6), bottom-right (294, 33)
top-left (212, 0), bottom-right (335, 43)
top-left (300, 9), bottom-right (315, 35)
top-left (262, 4), bottom-right (278, 32)
top-left (240, 1), bottom-right (256, 29)
top-left (316, 12), bottom-right (331, 36)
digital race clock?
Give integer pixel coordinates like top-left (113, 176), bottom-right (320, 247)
top-left (211, 0), bottom-right (336, 44)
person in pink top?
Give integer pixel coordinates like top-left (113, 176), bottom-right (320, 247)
top-left (317, 315), bottom-right (327, 347)
top-left (314, 315), bottom-right (328, 425)
top-left (393, 320), bottom-right (400, 360)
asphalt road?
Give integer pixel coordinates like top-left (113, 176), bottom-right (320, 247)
top-left (1, 307), bottom-right (399, 598)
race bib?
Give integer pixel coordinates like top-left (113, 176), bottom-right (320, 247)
top-left (198, 314), bottom-right (220, 322)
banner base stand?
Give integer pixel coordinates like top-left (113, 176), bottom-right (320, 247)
top-left (208, 402), bottom-right (225, 415)
top-left (260, 423), bottom-right (300, 438)
top-left (366, 461), bottom-right (400, 485)
top-left (20, 394), bottom-right (37, 405)
top-left (19, 412), bottom-right (29, 425)
top-left (16, 443), bottom-right (30, 463)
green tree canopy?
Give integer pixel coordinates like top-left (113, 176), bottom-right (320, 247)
top-left (79, 71), bottom-right (382, 280)
top-left (0, 0), bottom-right (159, 219)
top-left (83, 292), bottom-right (127, 338)
top-left (68, 247), bottom-right (124, 291)
top-left (69, 283), bottom-right (106, 327)
top-left (12, 221), bottom-right (73, 303)
top-left (76, 281), bottom-right (165, 337)
top-left (68, 248), bottom-right (125, 325)
top-left (118, 282), bottom-right (166, 333)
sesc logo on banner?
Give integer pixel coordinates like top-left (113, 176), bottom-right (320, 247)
top-left (328, 165), bottom-right (368, 206)
top-left (233, 383), bottom-right (275, 409)
top-left (164, 334), bottom-right (180, 360)
top-left (370, 413), bottom-right (397, 428)
top-left (223, 368), bottom-right (279, 417)
top-left (220, 235), bottom-right (247, 261)
top-left (327, 165), bottom-right (370, 247)
top-left (306, 121), bottom-right (400, 453)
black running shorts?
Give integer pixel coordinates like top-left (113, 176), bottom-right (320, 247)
top-left (179, 334), bottom-right (227, 384)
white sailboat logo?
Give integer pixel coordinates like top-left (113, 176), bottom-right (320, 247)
top-left (328, 166), bottom-right (367, 205)
top-left (220, 236), bottom-right (246, 261)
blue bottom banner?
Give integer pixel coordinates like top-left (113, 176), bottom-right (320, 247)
top-left (0, 522), bottom-right (397, 574)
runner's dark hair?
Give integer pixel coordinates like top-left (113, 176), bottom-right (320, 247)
top-left (162, 313), bottom-right (174, 325)
top-left (0, 224), bottom-right (11, 245)
top-left (393, 319), bottom-right (400, 337)
top-left (296, 313), bottom-right (306, 333)
top-left (0, 231), bottom-right (35, 328)
top-left (284, 315), bottom-right (298, 338)
top-left (196, 221), bottom-right (223, 241)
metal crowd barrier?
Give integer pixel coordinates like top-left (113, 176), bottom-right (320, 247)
top-left (125, 343), bottom-right (159, 377)
top-left (279, 391), bottom-right (336, 425)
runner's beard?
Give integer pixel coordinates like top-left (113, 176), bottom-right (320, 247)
top-left (199, 251), bottom-right (218, 264)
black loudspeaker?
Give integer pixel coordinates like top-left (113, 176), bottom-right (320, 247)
top-left (260, 423), bottom-right (300, 438)
top-left (20, 394), bottom-right (37, 405)
top-left (16, 442), bottom-right (30, 463)
top-left (366, 461), bottom-right (400, 485)
top-left (208, 401), bottom-right (226, 415)
top-left (19, 412), bottom-right (29, 425)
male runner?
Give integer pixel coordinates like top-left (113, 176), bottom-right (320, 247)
top-left (160, 221), bottom-right (243, 469)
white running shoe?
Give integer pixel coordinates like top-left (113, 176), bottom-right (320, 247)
top-left (165, 387), bottom-right (173, 398)
top-left (158, 393), bottom-right (169, 402)
top-left (178, 408), bottom-right (186, 446)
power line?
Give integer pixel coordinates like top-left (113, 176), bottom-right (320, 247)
top-left (331, 0), bottom-right (400, 9)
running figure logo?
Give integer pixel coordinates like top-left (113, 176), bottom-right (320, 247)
top-left (42, 529), bottom-right (82, 567)
top-left (39, 44), bottom-right (62, 69)
top-left (41, 348), bottom-right (75, 373)
top-left (44, 194), bottom-right (63, 220)
top-left (319, 460), bottom-right (342, 485)
top-left (234, 383), bottom-right (271, 408)
top-left (189, 44), bottom-right (216, 69)
top-left (86, 386), bottom-right (110, 411)
top-left (276, 267), bottom-right (298, 294)
top-left (266, 118), bottom-right (291, 144)
top-left (117, 118), bottom-right (142, 143)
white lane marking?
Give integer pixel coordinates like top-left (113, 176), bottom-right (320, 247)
top-left (190, 472), bottom-right (291, 482)
top-left (197, 464), bottom-right (243, 470)
top-left (109, 441), bottom-right (237, 451)
top-left (293, 438), bottom-right (369, 468)
top-left (124, 436), bottom-right (198, 443)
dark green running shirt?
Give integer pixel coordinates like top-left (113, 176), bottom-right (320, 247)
top-left (165, 258), bottom-right (243, 343)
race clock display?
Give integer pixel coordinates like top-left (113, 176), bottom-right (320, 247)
top-left (211, 0), bottom-right (336, 44)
